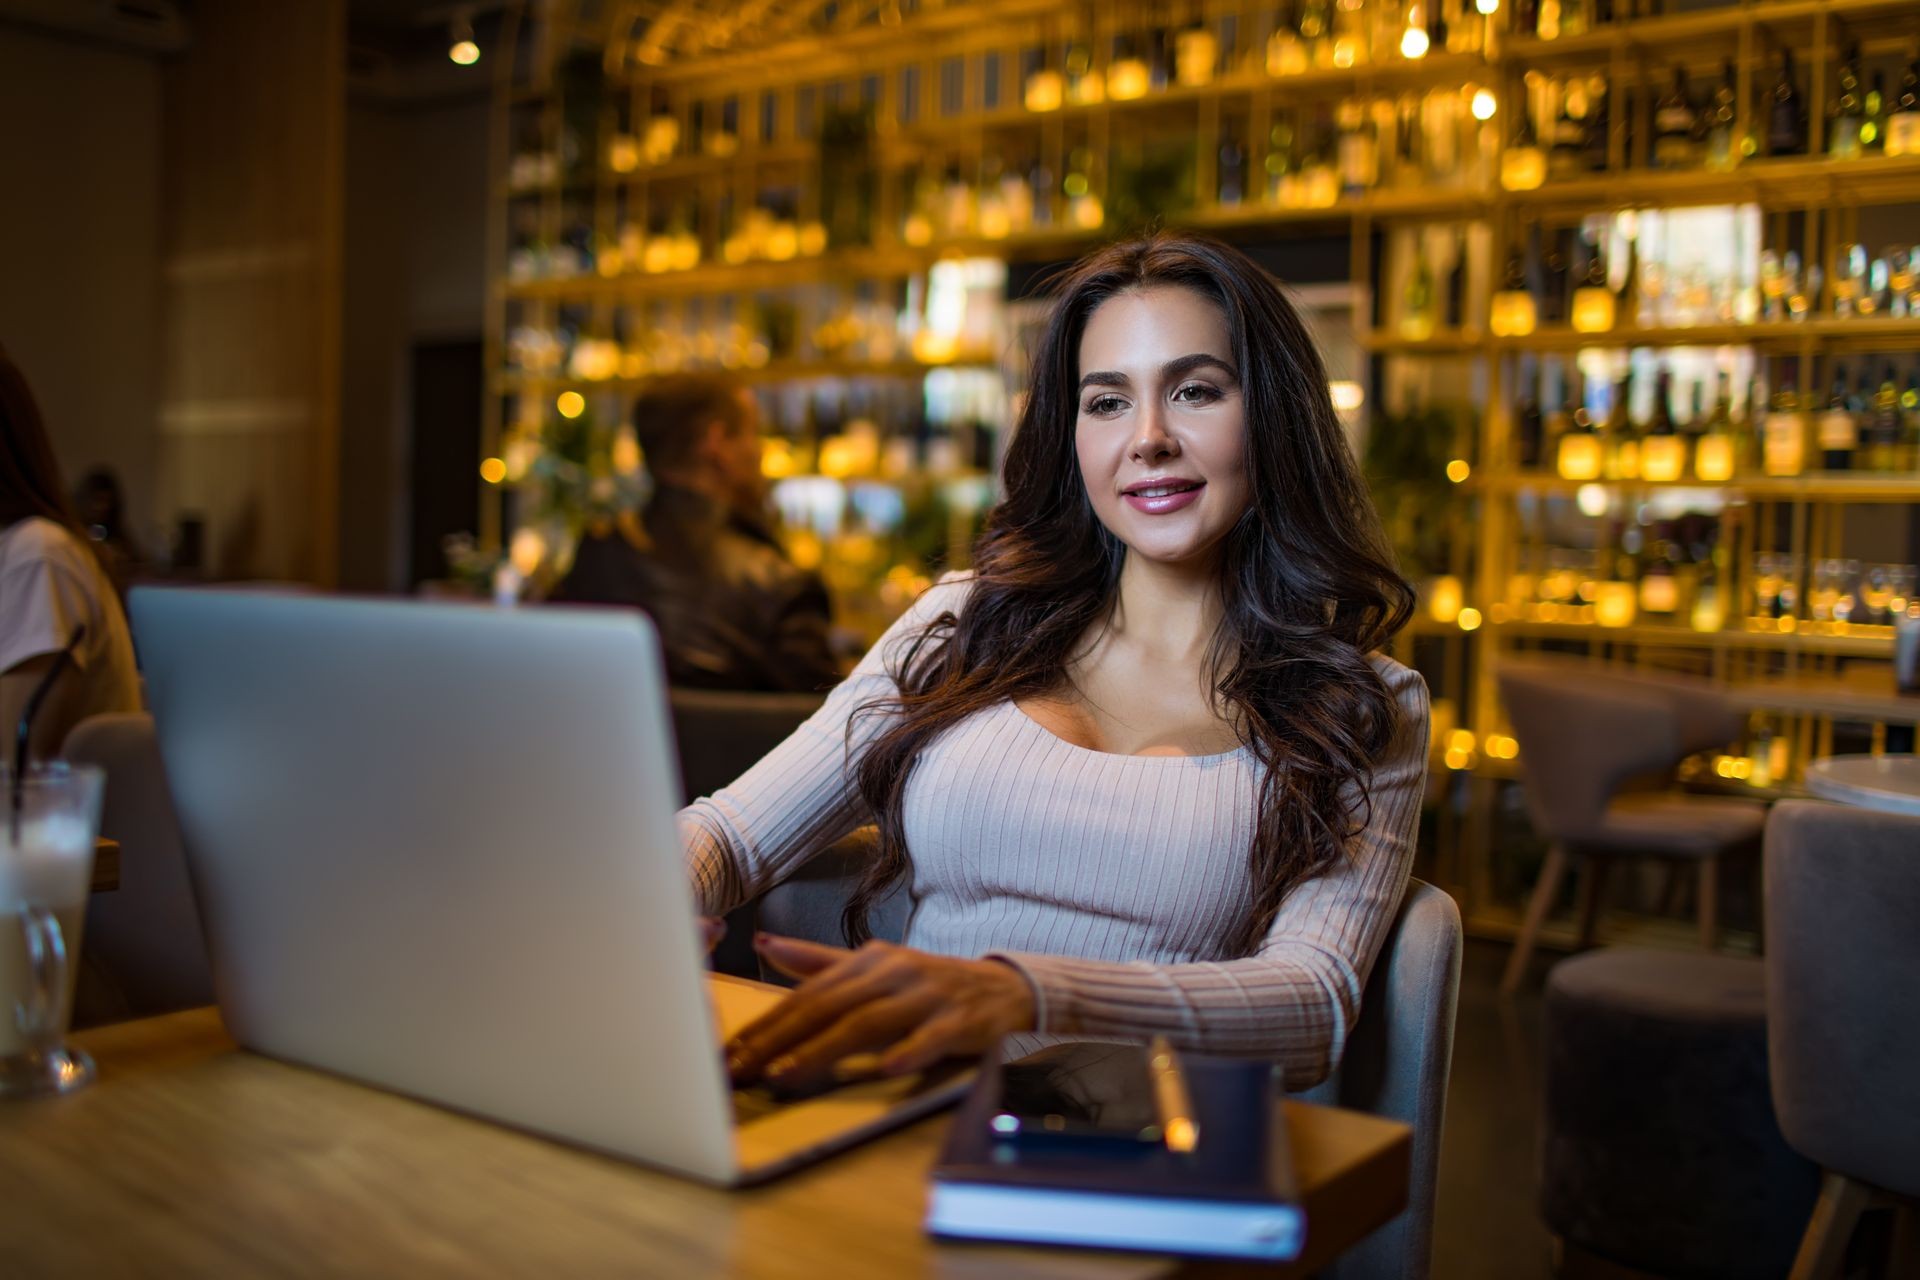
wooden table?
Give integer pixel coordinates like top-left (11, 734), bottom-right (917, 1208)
top-left (0, 1011), bottom-right (1410, 1278)
top-left (1724, 669), bottom-right (1920, 724)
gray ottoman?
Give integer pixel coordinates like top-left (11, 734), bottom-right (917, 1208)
top-left (1541, 949), bottom-right (1819, 1280)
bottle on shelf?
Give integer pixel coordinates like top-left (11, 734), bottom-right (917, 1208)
top-left (1766, 49), bottom-right (1807, 158)
top-left (1337, 97), bottom-right (1379, 196)
top-left (1444, 230), bottom-right (1468, 330)
top-left (1549, 77), bottom-right (1589, 179)
top-left (1570, 239), bottom-right (1616, 333)
top-left (1604, 370), bottom-right (1639, 480)
top-left (1642, 368), bottom-right (1685, 482)
top-left (1218, 121), bottom-right (1248, 207)
top-left (1763, 378), bottom-right (1808, 477)
top-left (1582, 74), bottom-right (1612, 172)
top-left (1175, 7), bottom-right (1219, 86)
top-left (1267, 1), bottom-right (1309, 75)
top-left (1695, 371), bottom-right (1737, 482)
top-left (1299, 0), bottom-right (1333, 67)
top-left (1888, 56), bottom-right (1920, 157)
top-left (1902, 366), bottom-right (1920, 470)
top-left (1265, 113), bottom-right (1297, 203)
top-left (1401, 234), bottom-right (1438, 341)
top-left (1652, 64), bottom-right (1698, 169)
top-left (1555, 367), bottom-right (1601, 480)
top-left (1490, 252), bottom-right (1538, 336)
top-left (1518, 363), bottom-right (1545, 469)
top-left (1817, 367), bottom-right (1856, 472)
top-left (1501, 89), bottom-right (1547, 191)
top-left (1704, 59), bottom-right (1739, 172)
top-left (1829, 44), bottom-right (1865, 160)
top-left (1639, 523), bottom-right (1680, 618)
top-left (1863, 72), bottom-right (1887, 154)
top-left (1866, 364), bottom-right (1901, 474)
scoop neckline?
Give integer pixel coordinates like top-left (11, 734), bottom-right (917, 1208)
top-left (1005, 698), bottom-right (1252, 765)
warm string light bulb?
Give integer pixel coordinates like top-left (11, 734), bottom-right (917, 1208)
top-left (1471, 89), bottom-right (1498, 121)
top-left (448, 9), bottom-right (480, 65)
top-left (1399, 22), bottom-right (1430, 59)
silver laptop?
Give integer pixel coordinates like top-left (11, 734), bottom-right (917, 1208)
top-left (130, 588), bottom-right (968, 1185)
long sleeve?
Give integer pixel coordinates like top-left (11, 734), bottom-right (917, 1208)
top-left (988, 661), bottom-right (1430, 1090)
top-left (679, 573), bottom-right (973, 916)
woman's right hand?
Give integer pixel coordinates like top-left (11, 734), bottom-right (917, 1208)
top-left (699, 917), bottom-right (726, 953)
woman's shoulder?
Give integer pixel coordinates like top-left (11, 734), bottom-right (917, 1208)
top-left (0, 517), bottom-right (95, 580)
top-left (1366, 650), bottom-right (1431, 718)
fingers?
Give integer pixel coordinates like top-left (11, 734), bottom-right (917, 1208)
top-left (699, 917), bottom-right (725, 953)
top-left (759, 995), bottom-right (926, 1093)
top-left (728, 942), bottom-right (897, 1081)
top-left (879, 1011), bottom-right (973, 1076)
top-left (753, 933), bottom-right (850, 980)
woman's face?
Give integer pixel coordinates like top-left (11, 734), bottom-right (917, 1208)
top-left (1074, 286), bottom-right (1250, 571)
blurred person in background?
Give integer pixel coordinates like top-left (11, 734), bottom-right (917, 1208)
top-left (74, 466), bottom-right (148, 599)
top-left (553, 372), bottom-right (838, 692)
top-left (0, 347), bottom-right (142, 760)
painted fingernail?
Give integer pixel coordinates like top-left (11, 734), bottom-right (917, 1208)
top-left (753, 931), bottom-right (772, 947)
top-left (832, 1053), bottom-right (884, 1083)
top-left (766, 1055), bottom-right (797, 1081)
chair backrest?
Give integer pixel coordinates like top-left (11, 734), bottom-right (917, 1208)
top-left (1496, 660), bottom-right (1682, 844)
top-left (62, 712), bottom-right (215, 1020)
top-left (759, 855), bottom-right (1462, 1280)
top-left (1300, 879), bottom-right (1463, 1280)
top-left (1764, 800), bottom-right (1920, 1199)
top-left (668, 688), bottom-right (826, 802)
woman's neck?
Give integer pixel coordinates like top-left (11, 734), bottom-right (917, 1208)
top-left (1103, 552), bottom-right (1225, 665)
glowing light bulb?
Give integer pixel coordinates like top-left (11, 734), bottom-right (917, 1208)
top-left (1399, 24), bottom-right (1429, 59)
top-left (556, 391), bottom-right (586, 419)
top-left (479, 456), bottom-right (507, 485)
top-left (1446, 459), bottom-right (1471, 483)
top-left (1471, 89), bottom-right (1498, 121)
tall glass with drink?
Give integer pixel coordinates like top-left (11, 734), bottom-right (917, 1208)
top-left (0, 762), bottom-right (103, 1097)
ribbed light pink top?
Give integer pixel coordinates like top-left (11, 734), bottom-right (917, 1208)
top-left (680, 574), bottom-right (1431, 1087)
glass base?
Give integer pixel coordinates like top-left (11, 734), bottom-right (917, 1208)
top-left (0, 1044), bottom-right (96, 1098)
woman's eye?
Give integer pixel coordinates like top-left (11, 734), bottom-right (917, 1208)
top-left (1173, 383), bottom-right (1222, 405)
top-left (1083, 395), bottom-right (1127, 416)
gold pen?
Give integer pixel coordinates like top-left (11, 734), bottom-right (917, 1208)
top-left (1147, 1036), bottom-right (1200, 1153)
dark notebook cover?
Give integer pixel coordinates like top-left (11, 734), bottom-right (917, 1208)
top-left (930, 1039), bottom-right (1300, 1204)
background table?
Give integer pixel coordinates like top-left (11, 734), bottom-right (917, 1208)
top-left (0, 1010), bottom-right (1410, 1278)
top-left (1804, 755), bottom-right (1920, 817)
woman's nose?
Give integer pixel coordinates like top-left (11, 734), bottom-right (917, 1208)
top-left (1129, 406), bottom-right (1178, 463)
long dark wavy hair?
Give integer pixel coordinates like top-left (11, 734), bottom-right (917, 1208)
top-left (843, 232), bottom-right (1415, 957)
top-left (0, 346), bottom-right (83, 536)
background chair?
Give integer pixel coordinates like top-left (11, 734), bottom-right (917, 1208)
top-left (1496, 659), bottom-right (1765, 994)
top-left (1765, 801), bottom-right (1920, 1279)
top-left (63, 712), bottom-right (215, 1023)
top-left (760, 861), bottom-right (1463, 1280)
top-left (670, 688), bottom-right (826, 977)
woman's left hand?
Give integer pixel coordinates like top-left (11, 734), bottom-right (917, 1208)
top-left (726, 935), bottom-right (1037, 1092)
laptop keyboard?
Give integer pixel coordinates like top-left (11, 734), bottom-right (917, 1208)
top-left (731, 1086), bottom-right (788, 1126)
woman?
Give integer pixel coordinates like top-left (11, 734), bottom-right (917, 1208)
top-left (682, 233), bottom-right (1427, 1094)
top-left (0, 347), bottom-right (142, 761)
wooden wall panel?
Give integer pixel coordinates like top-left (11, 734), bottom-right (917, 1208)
top-left (158, 0), bottom-right (343, 584)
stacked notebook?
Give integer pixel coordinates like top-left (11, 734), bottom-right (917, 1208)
top-left (924, 1039), bottom-right (1304, 1260)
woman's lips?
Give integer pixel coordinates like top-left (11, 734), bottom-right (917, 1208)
top-left (1121, 480), bottom-right (1204, 514)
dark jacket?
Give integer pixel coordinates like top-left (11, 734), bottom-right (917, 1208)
top-left (552, 485), bottom-right (839, 693)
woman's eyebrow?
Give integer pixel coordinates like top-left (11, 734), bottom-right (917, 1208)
top-left (1077, 353), bottom-right (1238, 392)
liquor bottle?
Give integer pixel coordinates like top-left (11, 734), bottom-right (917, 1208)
top-left (1605, 370), bottom-right (1639, 480)
top-left (1866, 364), bottom-right (1902, 473)
top-left (1299, 0), bottom-right (1333, 67)
top-left (1147, 19), bottom-right (1174, 92)
top-left (1550, 78), bottom-right (1588, 179)
top-left (1642, 369), bottom-right (1686, 482)
top-left (1764, 378), bottom-right (1807, 477)
top-left (1556, 368), bottom-right (1602, 479)
top-left (1817, 368), bottom-right (1856, 471)
top-left (1889, 57), bottom-right (1920, 157)
top-left (1514, 0), bottom-right (1539, 37)
top-left (1767, 49), bottom-right (1807, 157)
top-left (1653, 65), bottom-right (1698, 168)
top-left (1570, 240), bottom-right (1616, 333)
top-left (1583, 74), bottom-right (1612, 171)
top-left (1695, 371), bottom-right (1737, 481)
top-left (1218, 125), bottom-right (1248, 206)
top-left (1704, 59), bottom-right (1739, 172)
top-left (1640, 525), bottom-right (1679, 618)
top-left (1490, 252), bottom-right (1538, 336)
top-left (1065, 37), bottom-right (1103, 105)
top-left (1266, 114), bottom-right (1298, 203)
top-left (1267, 0), bottom-right (1309, 75)
top-left (1444, 232), bottom-right (1468, 330)
top-left (1298, 107), bottom-right (1339, 206)
top-left (1863, 72), bottom-right (1887, 153)
top-left (1902, 366), bottom-right (1920, 470)
top-left (1502, 90), bottom-right (1547, 190)
top-left (1175, 9), bottom-right (1219, 86)
top-left (1402, 235), bottom-right (1438, 340)
top-left (1337, 98), bottom-right (1379, 195)
top-left (1829, 44), bottom-right (1865, 160)
top-left (1517, 365), bottom-right (1545, 469)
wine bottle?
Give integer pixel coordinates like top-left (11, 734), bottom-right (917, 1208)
top-left (1829, 43), bottom-right (1865, 160)
top-left (1888, 56), bottom-right (1920, 157)
top-left (1862, 72), bottom-right (1887, 154)
top-left (1653, 65), bottom-right (1698, 168)
top-left (1267, 0), bottom-right (1309, 75)
top-left (1550, 78), bottom-right (1589, 178)
top-left (1402, 235), bottom-right (1438, 340)
top-left (1705, 59), bottom-right (1739, 172)
top-left (1502, 86), bottom-right (1547, 190)
top-left (1767, 49), bottom-right (1807, 157)
top-left (1642, 368), bottom-right (1685, 482)
top-left (1764, 378), bottom-right (1807, 477)
top-left (1337, 97), bottom-right (1379, 195)
top-left (1218, 125), bottom-right (1248, 206)
top-left (1695, 371), bottom-right (1737, 482)
top-left (1605, 370), bottom-right (1639, 480)
top-left (1901, 365), bottom-right (1920, 471)
top-left (1583, 74), bottom-right (1612, 172)
top-left (1817, 367), bottom-right (1856, 471)
top-left (1518, 363), bottom-right (1546, 470)
top-left (1867, 364), bottom-right (1901, 473)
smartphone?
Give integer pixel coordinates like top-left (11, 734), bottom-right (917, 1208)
top-left (987, 1041), bottom-right (1163, 1147)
